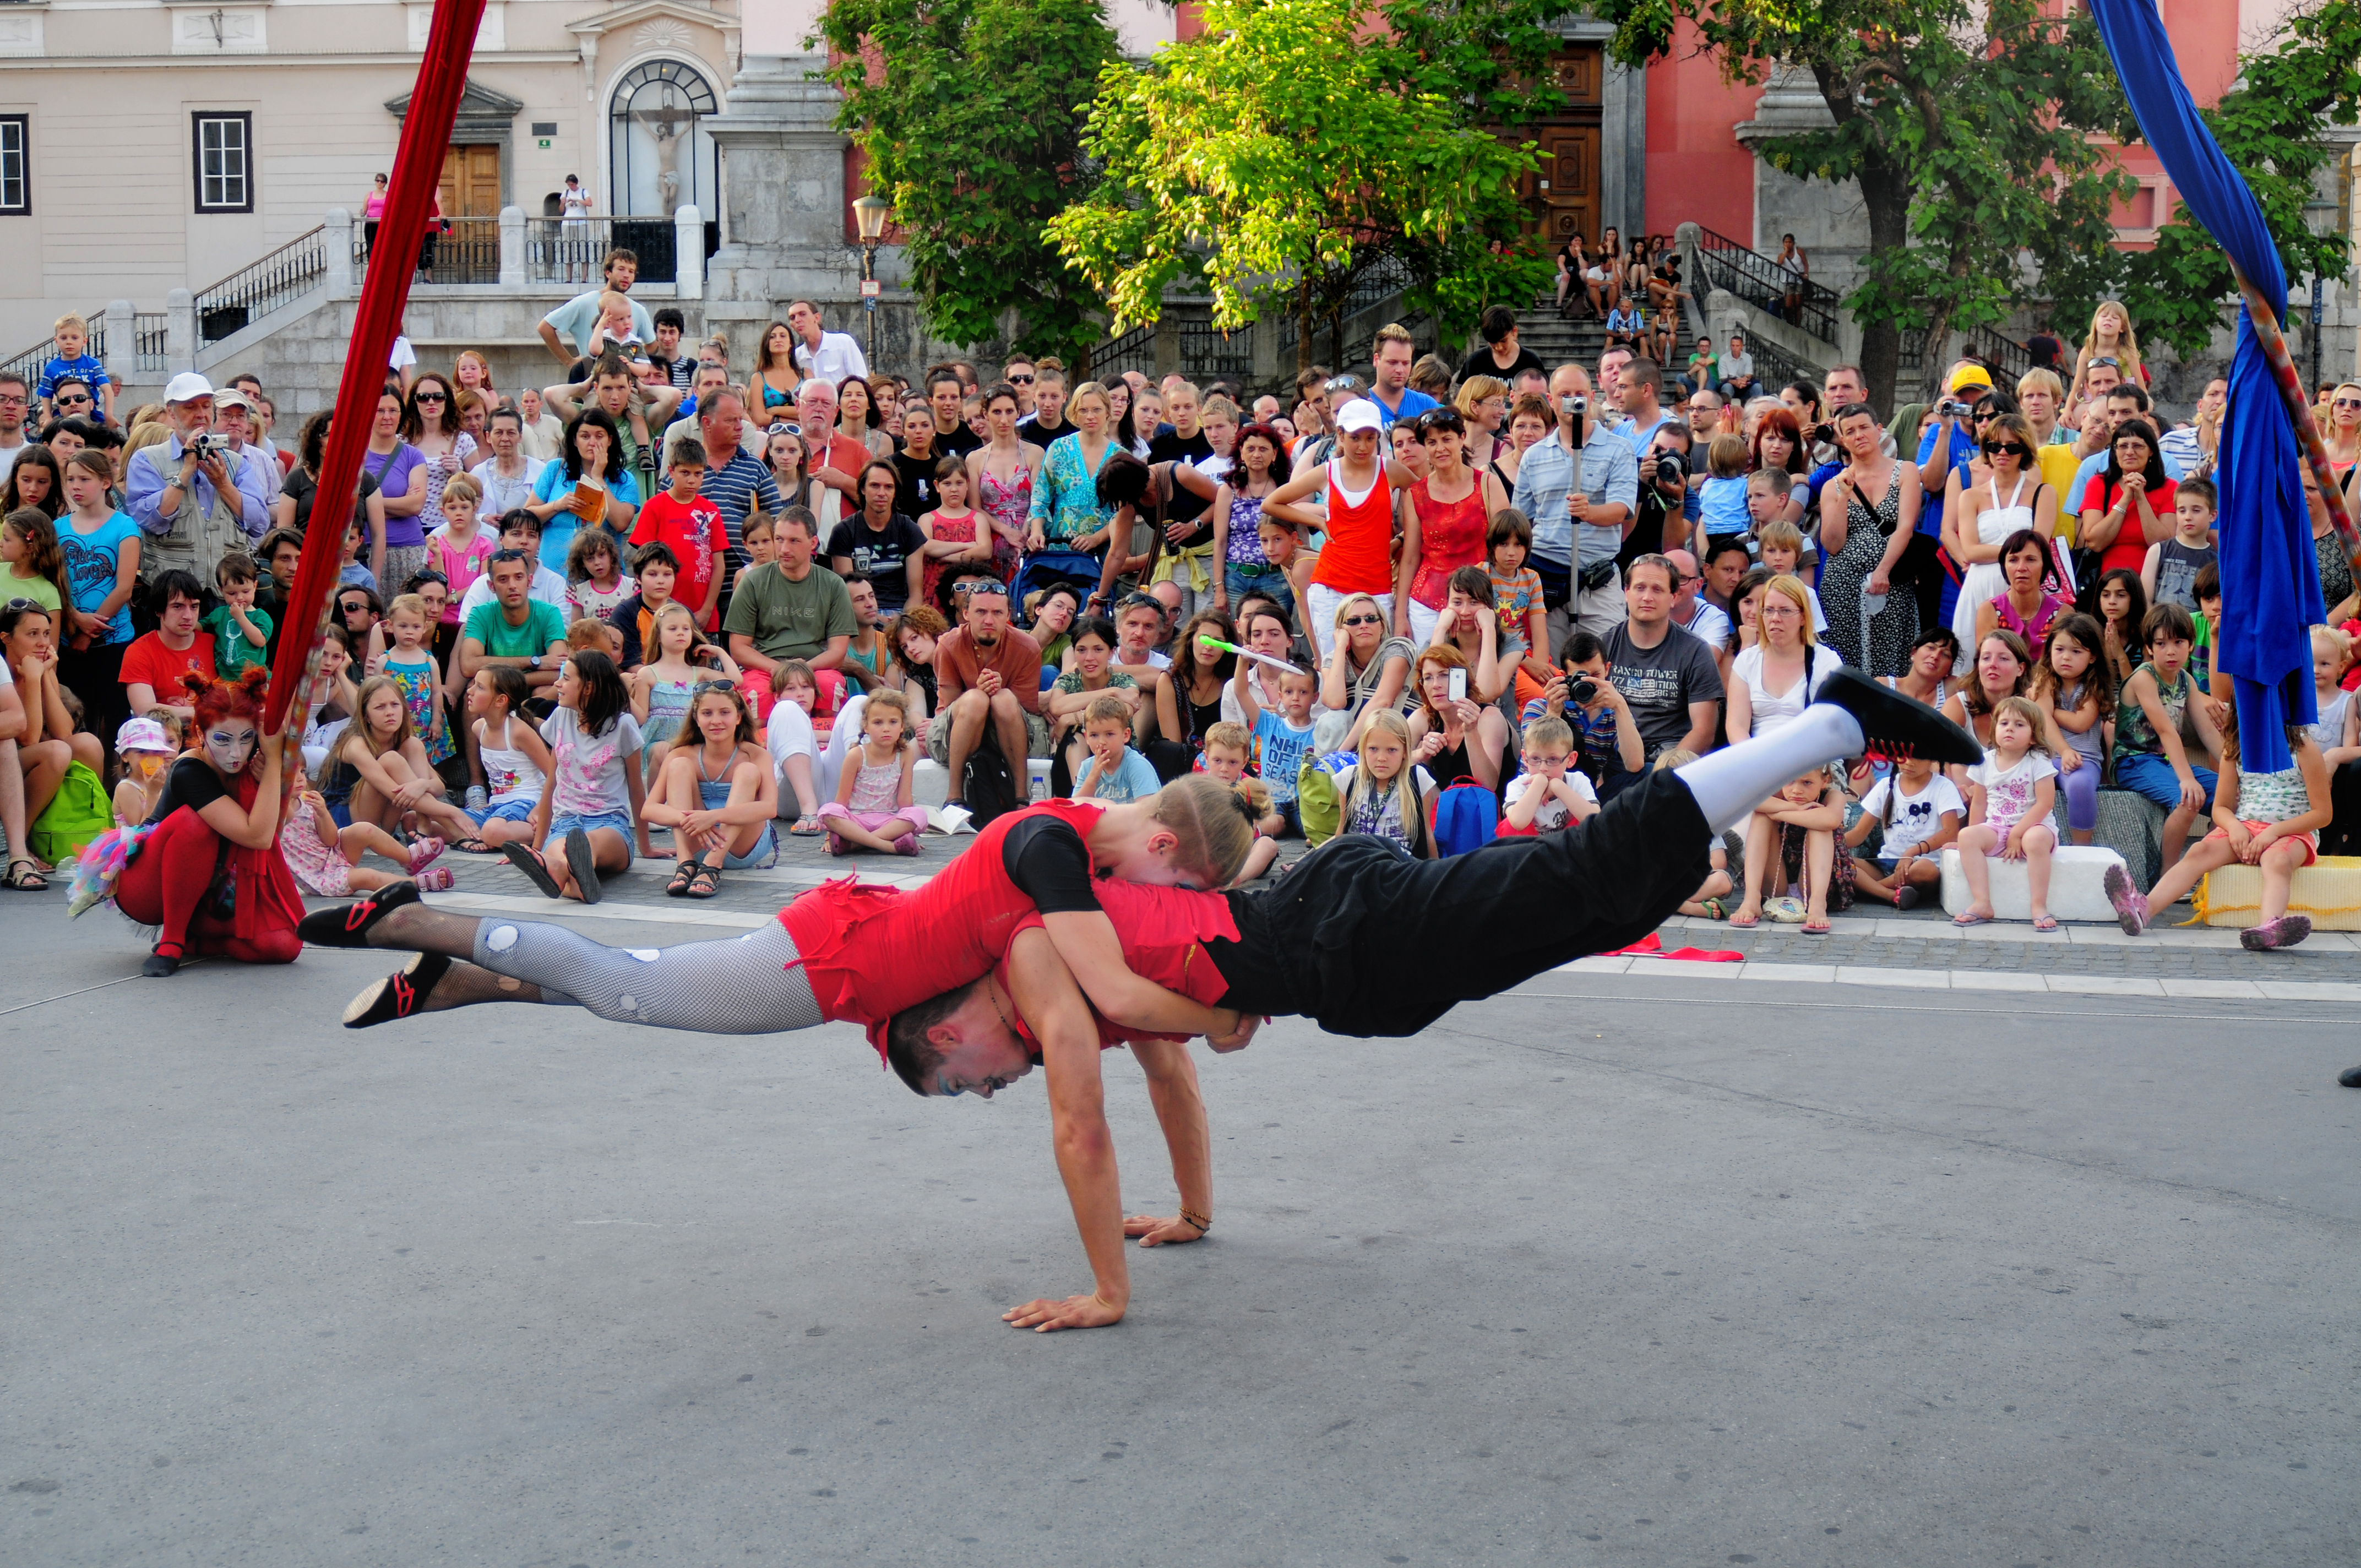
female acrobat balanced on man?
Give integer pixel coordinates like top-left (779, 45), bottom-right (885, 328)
top-left (304, 667), bottom-right (1977, 1330)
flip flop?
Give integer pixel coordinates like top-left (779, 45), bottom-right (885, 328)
top-left (449, 837), bottom-right (498, 856)
top-left (1951, 910), bottom-right (1993, 927)
top-left (501, 842), bottom-right (564, 900)
top-left (1802, 918), bottom-right (1832, 935)
top-left (2032, 914), bottom-right (2060, 932)
top-left (788, 816), bottom-right (824, 837)
top-left (563, 827), bottom-right (602, 905)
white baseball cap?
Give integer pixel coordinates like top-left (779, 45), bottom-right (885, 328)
top-left (163, 372), bottom-right (214, 405)
top-left (116, 716), bottom-right (173, 754)
top-left (1336, 399), bottom-right (1385, 435)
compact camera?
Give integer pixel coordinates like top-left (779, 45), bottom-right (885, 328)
top-left (1559, 395), bottom-right (1588, 416)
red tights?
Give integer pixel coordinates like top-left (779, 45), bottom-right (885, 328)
top-left (113, 807), bottom-right (301, 965)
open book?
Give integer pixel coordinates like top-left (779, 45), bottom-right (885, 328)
top-left (924, 803), bottom-right (976, 835)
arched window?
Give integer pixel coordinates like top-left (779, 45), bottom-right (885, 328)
top-left (608, 58), bottom-right (717, 217)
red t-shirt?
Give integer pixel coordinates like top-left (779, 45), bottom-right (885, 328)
top-left (997, 879), bottom-right (1242, 1050)
top-left (2083, 475), bottom-right (2178, 578)
top-left (630, 491), bottom-right (730, 625)
top-left (119, 630), bottom-right (217, 703)
top-left (777, 799), bottom-right (1107, 1057)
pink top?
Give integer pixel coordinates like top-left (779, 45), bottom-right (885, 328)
top-left (1990, 589), bottom-right (2070, 649)
top-left (364, 193), bottom-right (388, 220)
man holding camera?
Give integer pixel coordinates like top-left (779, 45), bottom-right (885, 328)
top-left (126, 372), bottom-right (272, 587)
top-left (1511, 364), bottom-right (1638, 655)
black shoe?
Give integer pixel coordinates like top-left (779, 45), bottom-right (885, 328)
top-left (297, 878), bottom-right (423, 950)
top-left (342, 951), bottom-right (452, 1028)
top-left (564, 827), bottom-right (602, 905)
top-left (501, 841), bottom-right (564, 899)
top-left (142, 945), bottom-right (182, 978)
top-left (2339, 1065), bottom-right (2361, 1089)
top-left (1814, 666), bottom-right (1983, 767)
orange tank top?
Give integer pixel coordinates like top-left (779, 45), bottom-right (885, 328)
top-left (1311, 462), bottom-right (1396, 596)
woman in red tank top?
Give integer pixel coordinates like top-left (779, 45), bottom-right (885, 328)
top-left (1394, 407), bottom-right (1508, 647)
top-left (1261, 398), bottom-right (1419, 665)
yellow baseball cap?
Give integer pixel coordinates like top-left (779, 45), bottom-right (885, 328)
top-left (1947, 363), bottom-right (1994, 395)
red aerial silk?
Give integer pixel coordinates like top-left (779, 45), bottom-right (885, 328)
top-left (264, 0), bottom-right (488, 750)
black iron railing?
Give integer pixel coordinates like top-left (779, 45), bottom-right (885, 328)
top-left (526, 216), bottom-right (677, 285)
top-left (422, 216), bottom-right (501, 285)
top-left (131, 311), bottom-right (167, 374)
top-left (1174, 318), bottom-right (1252, 382)
top-left (1690, 227), bottom-right (1839, 344)
top-left (1963, 322), bottom-right (2031, 385)
top-left (195, 226), bottom-right (326, 347)
top-left (1276, 255), bottom-right (1416, 357)
top-left (1092, 321), bottom-right (1156, 382)
top-left (1739, 333), bottom-right (1818, 400)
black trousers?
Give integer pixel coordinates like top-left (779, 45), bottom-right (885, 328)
top-left (1209, 770), bottom-right (1710, 1036)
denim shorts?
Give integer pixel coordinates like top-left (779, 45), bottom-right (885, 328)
top-left (2114, 750), bottom-right (2217, 811)
top-left (1269, 797), bottom-right (1302, 838)
top-left (551, 810), bottom-right (635, 867)
top-left (723, 821), bottom-right (779, 869)
top-left (465, 798), bottom-right (535, 827)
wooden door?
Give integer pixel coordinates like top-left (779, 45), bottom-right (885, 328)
top-left (438, 144), bottom-right (501, 216)
top-left (1535, 125), bottom-right (1599, 247)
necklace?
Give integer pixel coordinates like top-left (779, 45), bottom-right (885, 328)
top-left (986, 978), bottom-right (1018, 1039)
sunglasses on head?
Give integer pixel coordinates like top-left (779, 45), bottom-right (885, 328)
top-left (1324, 376), bottom-right (1361, 393)
top-left (952, 580), bottom-right (1008, 597)
top-left (692, 677), bottom-right (738, 693)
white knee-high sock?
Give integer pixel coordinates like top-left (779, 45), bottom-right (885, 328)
top-left (1673, 707), bottom-right (1867, 834)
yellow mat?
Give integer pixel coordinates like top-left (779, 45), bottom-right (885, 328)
top-left (2196, 855), bottom-right (2361, 930)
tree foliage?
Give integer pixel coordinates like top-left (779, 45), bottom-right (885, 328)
top-left (1048, 0), bottom-right (1562, 368)
top-left (2101, 0), bottom-right (2361, 363)
top-left (1595, 0), bottom-right (2132, 404)
top-left (816, 0), bottom-right (1120, 365)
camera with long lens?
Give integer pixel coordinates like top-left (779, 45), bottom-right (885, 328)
top-left (1569, 677), bottom-right (1599, 706)
top-left (1652, 451), bottom-right (1686, 488)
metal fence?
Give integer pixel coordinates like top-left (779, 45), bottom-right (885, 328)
top-left (1964, 322), bottom-right (2031, 385)
top-left (424, 216), bottom-right (501, 285)
top-left (1691, 227), bottom-right (1840, 345)
top-left (526, 216), bottom-right (677, 286)
top-left (1744, 333), bottom-right (1820, 401)
top-left (195, 226), bottom-right (326, 347)
top-left (1174, 318), bottom-right (1253, 382)
top-left (0, 306), bottom-right (169, 393)
top-left (1091, 321), bottom-right (1156, 383)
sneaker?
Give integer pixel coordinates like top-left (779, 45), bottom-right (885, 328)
top-left (1812, 666), bottom-right (1983, 767)
top-left (2239, 913), bottom-right (2312, 951)
top-left (2102, 863), bottom-right (2147, 936)
top-left (463, 786), bottom-right (489, 811)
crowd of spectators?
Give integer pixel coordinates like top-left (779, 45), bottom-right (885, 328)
top-left (8, 257), bottom-right (2358, 952)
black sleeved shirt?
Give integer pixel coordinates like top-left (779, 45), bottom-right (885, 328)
top-left (146, 755), bottom-right (232, 826)
top-left (1000, 814), bottom-right (1100, 914)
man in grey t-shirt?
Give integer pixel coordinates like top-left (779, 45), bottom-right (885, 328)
top-left (1598, 554), bottom-right (1722, 786)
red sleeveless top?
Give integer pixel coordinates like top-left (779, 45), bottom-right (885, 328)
top-left (1310, 461), bottom-right (1396, 596)
top-left (777, 798), bottom-right (1107, 1056)
top-left (1406, 475), bottom-right (1489, 608)
top-left (999, 879), bottom-right (1242, 1050)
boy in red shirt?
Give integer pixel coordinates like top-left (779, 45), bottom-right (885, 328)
top-left (630, 438), bottom-right (729, 628)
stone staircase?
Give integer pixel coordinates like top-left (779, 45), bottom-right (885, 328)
top-left (1513, 295), bottom-right (1608, 378)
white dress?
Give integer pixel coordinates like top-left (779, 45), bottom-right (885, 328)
top-left (1951, 474), bottom-right (2035, 672)
top-left (1732, 643), bottom-right (1841, 737)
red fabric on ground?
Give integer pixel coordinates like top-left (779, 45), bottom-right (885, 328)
top-left (1601, 932), bottom-right (1746, 963)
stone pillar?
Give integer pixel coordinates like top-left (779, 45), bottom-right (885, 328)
top-left (674, 205), bottom-right (705, 301)
top-left (499, 206), bottom-right (527, 288)
top-left (166, 288), bottom-right (196, 375)
top-left (104, 298), bottom-right (134, 381)
top-left (700, 53), bottom-right (866, 357)
top-left (324, 208), bottom-right (355, 294)
top-left (1601, 55), bottom-right (1647, 242)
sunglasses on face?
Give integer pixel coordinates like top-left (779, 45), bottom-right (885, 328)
top-left (1983, 442), bottom-right (2031, 459)
top-left (1341, 613), bottom-right (1383, 628)
top-left (339, 600), bottom-right (370, 615)
top-left (1007, 374), bottom-right (1034, 385)
top-left (56, 393), bottom-right (90, 405)
top-left (2335, 398), bottom-right (2361, 410)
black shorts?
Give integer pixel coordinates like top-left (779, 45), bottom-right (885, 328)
top-left (1209, 770), bottom-right (1709, 1036)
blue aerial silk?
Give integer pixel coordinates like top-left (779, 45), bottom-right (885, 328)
top-left (2089, 0), bottom-right (2319, 773)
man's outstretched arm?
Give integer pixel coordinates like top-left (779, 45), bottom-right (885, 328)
top-left (999, 927), bottom-right (1131, 1332)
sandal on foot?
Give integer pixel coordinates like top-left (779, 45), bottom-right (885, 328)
top-left (405, 837), bottom-right (447, 874)
top-left (2240, 913), bottom-right (2313, 951)
top-left (414, 866), bottom-right (456, 892)
top-left (449, 837), bottom-right (497, 856)
top-left (563, 827), bottom-right (602, 905)
top-left (665, 861), bottom-right (699, 897)
top-left (342, 952), bottom-right (453, 1028)
top-left (788, 815), bottom-right (824, 837)
top-left (2032, 914), bottom-right (2060, 932)
top-left (501, 842), bottom-right (565, 900)
top-left (1802, 917), bottom-right (1832, 935)
top-left (683, 862), bottom-right (723, 900)
top-left (5, 857), bottom-right (49, 891)
top-left (297, 879), bottom-right (423, 949)
top-left (1951, 910), bottom-right (1993, 927)
top-left (1698, 896), bottom-right (1728, 921)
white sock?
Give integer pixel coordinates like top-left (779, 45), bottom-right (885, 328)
top-left (1673, 707), bottom-right (1867, 834)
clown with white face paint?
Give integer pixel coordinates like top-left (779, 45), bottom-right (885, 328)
top-left (72, 668), bottom-right (306, 976)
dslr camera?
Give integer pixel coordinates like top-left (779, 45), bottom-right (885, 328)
top-left (1652, 450), bottom-right (1686, 488)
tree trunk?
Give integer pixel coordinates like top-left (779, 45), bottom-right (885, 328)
top-left (1854, 149), bottom-right (1914, 417)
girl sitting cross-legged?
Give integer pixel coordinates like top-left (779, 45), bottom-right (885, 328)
top-left (1845, 752), bottom-right (1963, 909)
top-left (816, 688), bottom-right (929, 858)
top-left (646, 677), bottom-right (778, 897)
top-left (328, 674), bottom-right (476, 845)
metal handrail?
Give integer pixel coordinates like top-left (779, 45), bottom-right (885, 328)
top-left (1964, 322), bottom-right (2031, 384)
top-left (524, 214), bottom-right (679, 286)
top-left (1092, 322), bottom-right (1155, 382)
top-left (423, 215), bottom-right (501, 285)
top-left (1691, 227), bottom-right (1839, 345)
top-left (195, 226), bottom-right (327, 347)
top-left (130, 312), bottom-right (167, 374)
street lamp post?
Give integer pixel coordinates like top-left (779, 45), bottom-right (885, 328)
top-left (853, 194), bottom-right (889, 369)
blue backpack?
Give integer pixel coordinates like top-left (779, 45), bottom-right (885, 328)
top-left (1430, 780), bottom-right (1499, 858)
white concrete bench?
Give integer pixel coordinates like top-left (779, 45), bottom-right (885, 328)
top-left (1939, 843), bottom-right (2129, 923)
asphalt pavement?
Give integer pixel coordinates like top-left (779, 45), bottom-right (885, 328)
top-left (4, 885), bottom-right (2358, 1566)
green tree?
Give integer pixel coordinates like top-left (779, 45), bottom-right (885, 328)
top-left (1048, 0), bottom-right (1559, 371)
top-left (2100, 0), bottom-right (2361, 364)
top-left (1593, 0), bottom-right (2132, 406)
top-left (817, 0), bottom-right (1120, 368)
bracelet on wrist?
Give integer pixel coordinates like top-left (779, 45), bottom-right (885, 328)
top-left (1179, 1208), bottom-right (1212, 1234)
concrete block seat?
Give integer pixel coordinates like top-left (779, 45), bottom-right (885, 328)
top-left (2199, 856), bottom-right (2361, 930)
top-left (1939, 844), bottom-right (2129, 923)
top-left (798, 758), bottom-right (1047, 816)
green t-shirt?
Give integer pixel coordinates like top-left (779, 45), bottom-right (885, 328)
top-left (722, 562), bottom-right (857, 663)
top-left (202, 602), bottom-right (274, 676)
top-left (464, 597), bottom-right (568, 660)
top-left (6, 572), bottom-right (62, 617)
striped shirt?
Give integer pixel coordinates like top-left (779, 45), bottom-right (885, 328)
top-left (698, 449), bottom-right (781, 570)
